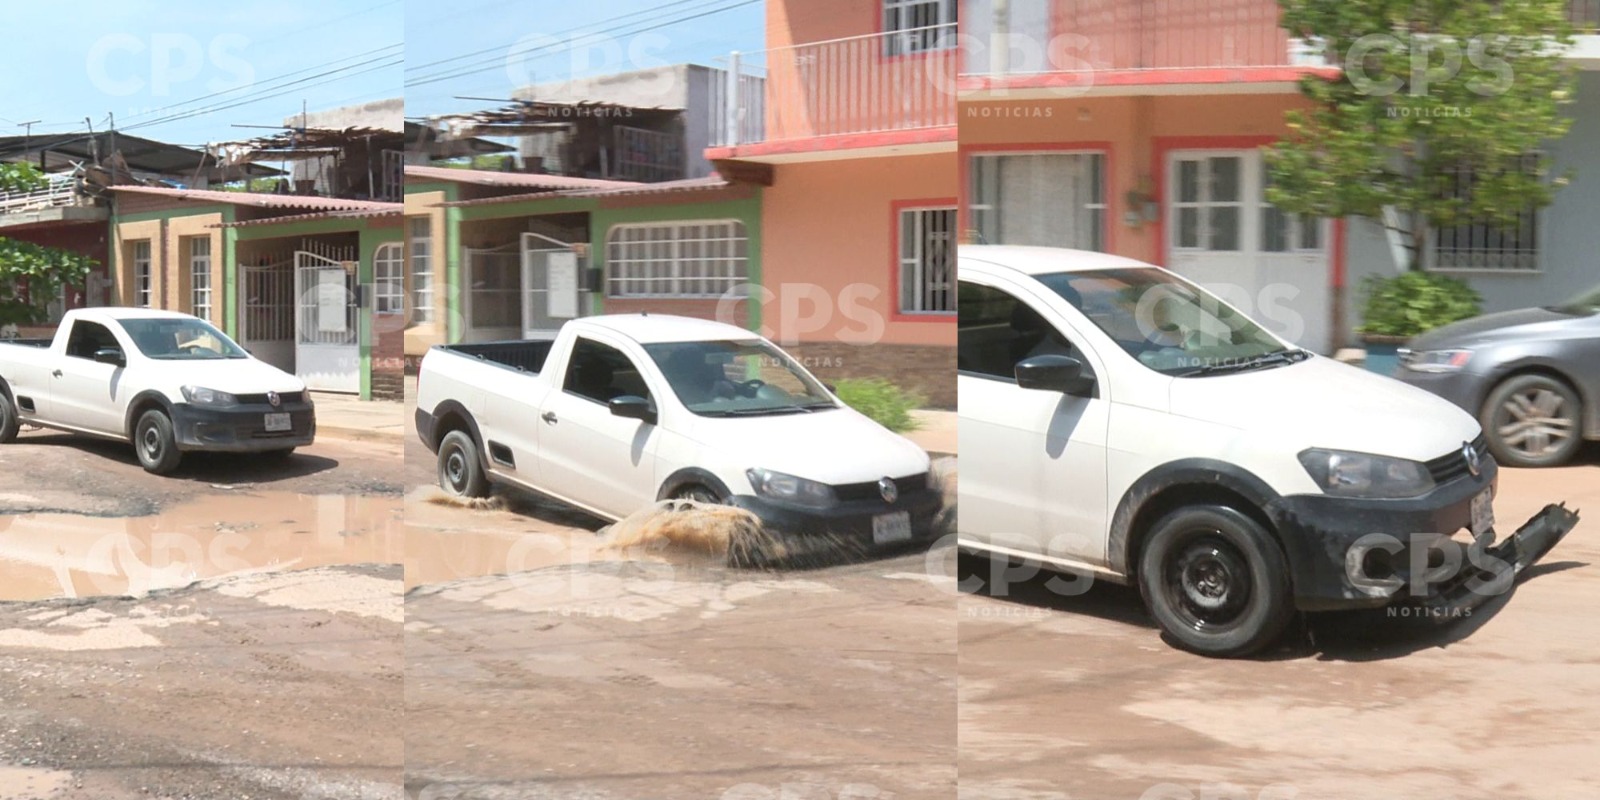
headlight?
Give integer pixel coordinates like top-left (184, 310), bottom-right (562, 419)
top-left (1403, 348), bottom-right (1472, 373)
top-left (1298, 448), bottom-right (1435, 499)
top-left (746, 468), bottom-right (836, 508)
top-left (181, 385), bottom-right (238, 406)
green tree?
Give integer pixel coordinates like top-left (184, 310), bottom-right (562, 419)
top-left (1266, 0), bottom-right (1577, 271)
top-left (0, 163), bottom-right (98, 327)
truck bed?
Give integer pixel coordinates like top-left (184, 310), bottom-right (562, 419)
top-left (0, 339), bottom-right (52, 349)
top-left (437, 340), bottom-right (554, 375)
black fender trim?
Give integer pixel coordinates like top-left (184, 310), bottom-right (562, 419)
top-left (426, 399), bottom-right (483, 455)
top-left (1107, 458), bottom-right (1283, 576)
top-left (123, 391), bottom-right (176, 438)
top-left (657, 467), bottom-right (734, 502)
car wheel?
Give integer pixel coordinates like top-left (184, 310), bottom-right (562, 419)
top-left (134, 410), bottom-right (183, 475)
top-left (671, 484), bottom-right (725, 504)
top-left (0, 392), bottom-right (18, 444)
top-left (437, 430), bottom-right (489, 498)
top-left (1481, 374), bottom-right (1583, 468)
top-left (1137, 504), bottom-right (1294, 658)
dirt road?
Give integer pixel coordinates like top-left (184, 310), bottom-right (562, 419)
top-left (957, 450), bottom-right (1600, 800)
top-left (0, 565), bottom-right (403, 800)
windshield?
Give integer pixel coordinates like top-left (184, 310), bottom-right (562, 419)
top-left (644, 340), bottom-right (836, 417)
top-left (121, 318), bottom-right (248, 360)
top-left (1553, 283), bottom-right (1600, 315)
top-left (1036, 268), bottom-right (1298, 376)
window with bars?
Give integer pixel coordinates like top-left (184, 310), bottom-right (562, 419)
top-left (409, 217), bottom-right (435, 323)
top-left (884, 0), bottom-right (957, 55)
top-left (1173, 156), bottom-right (1243, 252)
top-left (375, 242), bottom-right (405, 314)
top-left (187, 238), bottom-right (212, 321)
top-left (606, 221), bottom-right (749, 299)
top-left (899, 207), bottom-right (956, 315)
top-left (969, 153), bottom-right (1105, 251)
top-left (132, 240), bottom-right (153, 308)
top-left (1432, 156), bottom-right (1541, 272)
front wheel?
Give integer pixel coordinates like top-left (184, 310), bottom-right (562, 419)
top-left (1137, 505), bottom-right (1294, 658)
top-left (437, 430), bottom-right (489, 498)
top-left (0, 392), bottom-right (19, 443)
top-left (134, 409), bottom-right (183, 475)
top-left (1481, 374), bottom-right (1583, 468)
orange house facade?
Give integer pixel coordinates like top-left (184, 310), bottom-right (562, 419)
top-left (708, 0), bottom-right (959, 406)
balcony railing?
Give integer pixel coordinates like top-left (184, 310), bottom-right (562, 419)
top-left (0, 179), bottom-right (81, 216)
top-left (710, 23), bottom-right (958, 148)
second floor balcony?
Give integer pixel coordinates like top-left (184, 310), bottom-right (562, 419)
top-left (708, 22), bottom-right (958, 157)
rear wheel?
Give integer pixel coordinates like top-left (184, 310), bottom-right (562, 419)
top-left (134, 409), bottom-right (183, 475)
top-left (1481, 374), bottom-right (1583, 468)
top-left (0, 392), bottom-right (18, 444)
top-left (1138, 505), bottom-right (1294, 658)
top-left (437, 430), bottom-right (489, 498)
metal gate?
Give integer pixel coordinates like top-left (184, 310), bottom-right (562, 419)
top-left (294, 247), bottom-right (360, 393)
top-left (239, 259), bottom-right (295, 373)
top-left (463, 243), bottom-right (523, 343)
top-left (520, 232), bottom-right (584, 340)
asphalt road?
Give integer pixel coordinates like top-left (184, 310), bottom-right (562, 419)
top-left (0, 428), bottom-right (403, 518)
top-left (957, 447), bottom-right (1600, 800)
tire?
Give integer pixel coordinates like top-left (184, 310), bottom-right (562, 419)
top-left (1137, 504), bottom-right (1294, 658)
top-left (0, 391), bottom-right (18, 444)
top-left (134, 409), bottom-right (183, 475)
top-left (1480, 373), bottom-right (1583, 468)
top-left (671, 484), bottom-right (725, 504)
top-left (437, 430), bottom-right (489, 499)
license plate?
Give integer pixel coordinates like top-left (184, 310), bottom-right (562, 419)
top-left (872, 511), bottom-right (912, 545)
top-left (264, 413), bottom-right (292, 432)
top-left (1471, 489), bottom-right (1495, 537)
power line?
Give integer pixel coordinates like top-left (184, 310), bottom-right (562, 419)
top-left (403, 0), bottom-right (713, 75)
top-left (405, 0), bottom-right (761, 90)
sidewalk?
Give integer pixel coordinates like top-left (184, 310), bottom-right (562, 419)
top-left (310, 392), bottom-right (406, 443)
top-left (907, 409), bottom-right (956, 458)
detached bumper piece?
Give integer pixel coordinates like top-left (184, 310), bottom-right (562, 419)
top-left (1406, 503), bottom-right (1580, 620)
top-left (170, 402), bottom-right (317, 453)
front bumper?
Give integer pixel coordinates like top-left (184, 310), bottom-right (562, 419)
top-left (729, 486), bottom-right (945, 566)
top-left (1267, 462), bottom-right (1579, 612)
top-left (1393, 367), bottom-right (1485, 415)
top-left (170, 401), bottom-right (316, 452)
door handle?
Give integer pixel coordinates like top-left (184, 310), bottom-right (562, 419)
top-left (540, 411), bottom-right (558, 425)
top-left (51, 369), bottom-right (63, 378)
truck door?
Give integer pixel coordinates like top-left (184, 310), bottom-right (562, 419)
top-left (52, 319), bottom-right (129, 436)
top-left (535, 336), bottom-right (662, 518)
top-left (956, 278), bottom-right (1111, 567)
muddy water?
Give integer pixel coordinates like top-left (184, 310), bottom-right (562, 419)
top-left (0, 765), bottom-right (73, 798)
top-left (0, 492), bottom-right (401, 601)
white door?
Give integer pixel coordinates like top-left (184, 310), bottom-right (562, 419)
top-left (956, 278), bottom-right (1110, 567)
top-left (521, 232), bottom-right (584, 340)
top-left (1166, 150), bottom-right (1332, 353)
top-left (294, 251), bottom-right (360, 393)
top-left (462, 243), bottom-right (522, 343)
top-left (535, 335), bottom-right (661, 516)
top-left (239, 260), bottom-right (295, 373)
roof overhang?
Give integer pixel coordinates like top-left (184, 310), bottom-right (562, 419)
top-left (704, 126), bottom-right (956, 165)
top-left (957, 66), bottom-right (1340, 101)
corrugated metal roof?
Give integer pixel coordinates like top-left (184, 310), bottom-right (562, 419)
top-left (405, 165), bottom-right (640, 190)
top-left (437, 176), bottom-right (733, 208)
top-left (108, 185), bottom-right (393, 211)
top-left (213, 206), bottom-right (402, 228)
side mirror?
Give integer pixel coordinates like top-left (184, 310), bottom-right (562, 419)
top-left (1014, 354), bottom-right (1095, 397)
top-left (93, 348), bottom-right (125, 367)
top-left (608, 395), bottom-right (657, 425)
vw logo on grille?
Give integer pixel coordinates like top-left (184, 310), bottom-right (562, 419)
top-left (878, 477), bottom-right (898, 504)
top-left (267, 391), bottom-right (281, 408)
top-left (1463, 441), bottom-right (1481, 477)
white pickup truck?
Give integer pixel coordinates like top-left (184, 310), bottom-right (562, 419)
top-left (415, 314), bottom-right (941, 556)
top-left (0, 308), bottom-right (315, 474)
top-left (958, 246), bottom-right (1577, 657)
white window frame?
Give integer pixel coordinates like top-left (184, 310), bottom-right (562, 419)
top-left (408, 217), bottom-right (435, 324)
top-left (884, 0), bottom-right (957, 55)
top-left (1428, 155), bottom-right (1541, 273)
top-left (188, 237), bottom-right (212, 321)
top-left (605, 220), bottom-right (749, 299)
top-left (1259, 170), bottom-right (1323, 254)
top-left (132, 240), bottom-right (153, 308)
top-left (374, 242), bottom-right (405, 314)
top-left (1171, 154), bottom-right (1247, 252)
top-left (968, 151), bottom-right (1107, 251)
top-left (898, 206), bottom-right (956, 315)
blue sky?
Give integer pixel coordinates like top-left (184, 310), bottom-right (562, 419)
top-left (0, 0), bottom-right (403, 148)
top-left (404, 0), bottom-right (766, 118)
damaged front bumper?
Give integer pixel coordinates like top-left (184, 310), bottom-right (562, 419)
top-left (1268, 462), bottom-right (1579, 613)
top-left (727, 487), bottom-right (945, 567)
